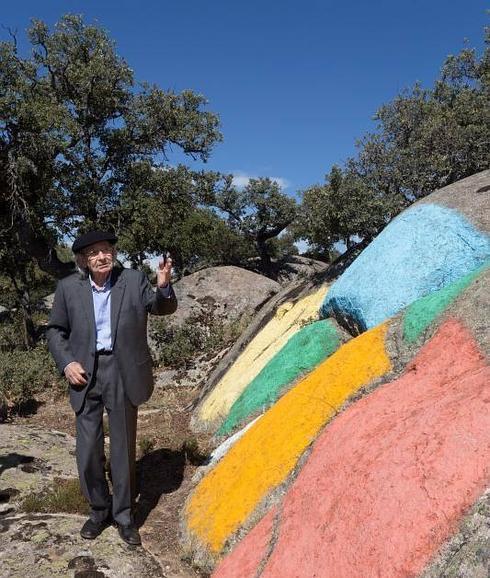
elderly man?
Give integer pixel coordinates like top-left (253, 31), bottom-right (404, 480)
top-left (47, 230), bottom-right (177, 545)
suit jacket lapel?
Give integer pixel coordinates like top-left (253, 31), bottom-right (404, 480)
top-left (110, 269), bottom-right (126, 348)
top-left (79, 277), bottom-right (96, 344)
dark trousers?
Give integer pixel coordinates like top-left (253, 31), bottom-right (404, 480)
top-left (75, 353), bottom-right (138, 526)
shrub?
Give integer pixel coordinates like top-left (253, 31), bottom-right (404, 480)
top-left (0, 345), bottom-right (65, 418)
top-left (182, 436), bottom-right (211, 466)
top-left (0, 314), bottom-right (25, 352)
top-left (150, 308), bottom-right (251, 370)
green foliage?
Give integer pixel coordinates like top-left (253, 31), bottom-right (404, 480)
top-left (181, 436), bottom-right (210, 466)
top-left (266, 228), bottom-right (299, 261)
top-left (150, 308), bottom-right (251, 370)
top-left (20, 477), bottom-right (89, 515)
top-left (296, 165), bottom-right (395, 253)
top-left (297, 34), bottom-right (489, 255)
top-left (175, 208), bottom-right (255, 274)
top-left (138, 436), bottom-right (156, 457)
top-left (352, 38), bottom-right (489, 204)
top-left (0, 14), bottom-right (224, 342)
top-left (214, 177), bottom-right (297, 272)
top-left (0, 344), bottom-right (64, 416)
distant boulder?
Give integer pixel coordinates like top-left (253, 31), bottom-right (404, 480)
top-left (171, 265), bottom-right (281, 325)
top-left (273, 255), bottom-right (328, 286)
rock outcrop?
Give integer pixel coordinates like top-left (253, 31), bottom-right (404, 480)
top-left (0, 514), bottom-right (165, 578)
top-left (181, 172), bottom-right (489, 577)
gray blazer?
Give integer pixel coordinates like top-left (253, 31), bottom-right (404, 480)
top-left (47, 267), bottom-right (177, 412)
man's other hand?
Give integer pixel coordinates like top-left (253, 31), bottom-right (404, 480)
top-left (64, 361), bottom-right (88, 386)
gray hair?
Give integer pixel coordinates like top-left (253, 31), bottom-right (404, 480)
top-left (74, 252), bottom-right (89, 278)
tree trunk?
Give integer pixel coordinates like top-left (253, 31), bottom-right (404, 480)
top-left (9, 274), bottom-right (36, 349)
top-left (256, 238), bottom-right (273, 275)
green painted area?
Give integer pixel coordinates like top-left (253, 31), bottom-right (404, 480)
top-left (403, 264), bottom-right (487, 344)
top-left (218, 319), bottom-right (340, 436)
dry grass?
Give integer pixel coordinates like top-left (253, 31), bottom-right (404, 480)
top-left (20, 477), bottom-right (89, 515)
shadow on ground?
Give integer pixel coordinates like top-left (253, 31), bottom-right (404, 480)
top-left (135, 448), bottom-right (186, 527)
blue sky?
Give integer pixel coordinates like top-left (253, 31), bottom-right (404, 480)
top-left (1, 1), bottom-right (487, 198)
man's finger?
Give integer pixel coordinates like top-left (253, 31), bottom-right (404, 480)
top-left (66, 363), bottom-right (87, 386)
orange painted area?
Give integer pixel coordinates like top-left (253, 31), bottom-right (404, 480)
top-left (256, 318), bottom-right (490, 578)
top-left (185, 322), bottom-right (391, 553)
top-left (212, 507), bottom-right (277, 578)
top-left (196, 285), bottom-right (329, 425)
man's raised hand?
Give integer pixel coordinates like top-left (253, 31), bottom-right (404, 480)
top-left (157, 254), bottom-right (172, 288)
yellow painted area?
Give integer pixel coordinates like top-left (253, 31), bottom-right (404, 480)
top-left (185, 322), bottom-right (391, 552)
top-left (196, 285), bottom-right (329, 425)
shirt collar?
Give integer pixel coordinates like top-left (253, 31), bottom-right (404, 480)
top-left (89, 273), bottom-right (112, 292)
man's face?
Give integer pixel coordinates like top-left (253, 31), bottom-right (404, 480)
top-left (80, 241), bottom-right (115, 278)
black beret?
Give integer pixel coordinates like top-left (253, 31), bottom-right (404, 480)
top-left (72, 230), bottom-right (118, 253)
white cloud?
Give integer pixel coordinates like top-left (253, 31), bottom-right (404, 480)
top-left (232, 171), bottom-right (290, 190)
top-left (232, 173), bottom-right (252, 189)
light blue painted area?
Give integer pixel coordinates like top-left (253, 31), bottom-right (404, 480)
top-left (320, 204), bottom-right (490, 330)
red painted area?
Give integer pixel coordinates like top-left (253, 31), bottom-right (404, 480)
top-left (213, 507), bottom-right (277, 578)
top-left (217, 318), bottom-right (490, 577)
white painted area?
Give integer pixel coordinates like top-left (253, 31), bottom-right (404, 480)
top-left (209, 416), bottom-right (262, 466)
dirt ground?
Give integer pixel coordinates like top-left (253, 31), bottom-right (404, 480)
top-left (11, 383), bottom-right (214, 578)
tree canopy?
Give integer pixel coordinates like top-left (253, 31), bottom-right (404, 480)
top-left (214, 177), bottom-right (298, 272)
top-left (0, 15), bottom-right (224, 343)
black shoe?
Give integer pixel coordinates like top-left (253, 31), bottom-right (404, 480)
top-left (80, 517), bottom-right (110, 539)
top-left (117, 523), bottom-right (142, 546)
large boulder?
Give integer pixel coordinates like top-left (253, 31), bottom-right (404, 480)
top-left (182, 267), bottom-right (489, 575)
top-left (212, 313), bottom-right (489, 578)
top-left (170, 266), bottom-right (280, 326)
top-left (190, 282), bottom-right (332, 432)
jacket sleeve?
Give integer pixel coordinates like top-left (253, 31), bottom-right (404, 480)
top-left (46, 281), bottom-right (76, 374)
top-left (140, 272), bottom-right (178, 316)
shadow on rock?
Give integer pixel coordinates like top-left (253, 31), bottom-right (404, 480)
top-left (135, 448), bottom-right (185, 527)
top-left (0, 453), bottom-right (35, 477)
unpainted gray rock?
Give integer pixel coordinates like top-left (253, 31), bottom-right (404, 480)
top-left (0, 425), bottom-right (77, 514)
top-left (171, 265), bottom-right (280, 326)
top-left (417, 169), bottom-right (490, 232)
top-left (420, 489), bottom-right (490, 578)
top-left (273, 255), bottom-right (328, 286)
top-left (0, 514), bottom-right (164, 577)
